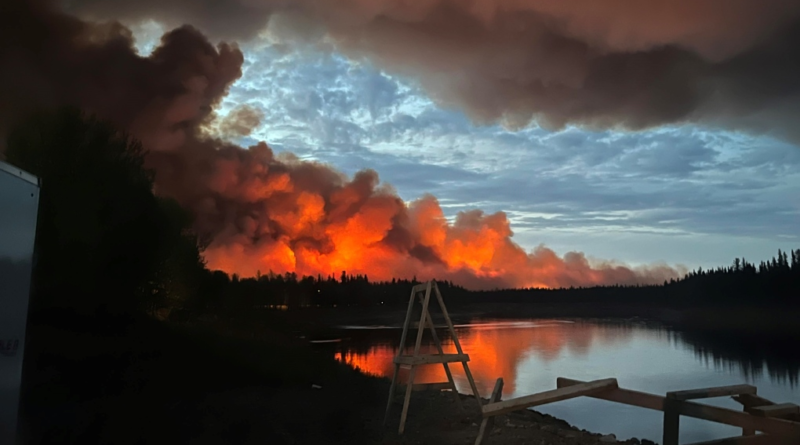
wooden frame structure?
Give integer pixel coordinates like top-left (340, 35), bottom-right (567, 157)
top-left (383, 280), bottom-right (483, 434)
top-left (475, 378), bottom-right (619, 445)
top-left (476, 377), bottom-right (800, 445)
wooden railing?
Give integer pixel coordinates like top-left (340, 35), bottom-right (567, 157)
top-left (474, 377), bottom-right (800, 445)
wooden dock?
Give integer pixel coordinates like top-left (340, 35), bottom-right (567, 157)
top-left (383, 282), bottom-right (800, 444)
top-left (474, 377), bottom-right (800, 445)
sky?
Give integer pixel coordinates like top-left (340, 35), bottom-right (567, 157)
top-left (2, 1), bottom-right (800, 288)
top-left (135, 24), bottom-right (799, 270)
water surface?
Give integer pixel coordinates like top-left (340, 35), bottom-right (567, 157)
top-left (333, 319), bottom-right (800, 443)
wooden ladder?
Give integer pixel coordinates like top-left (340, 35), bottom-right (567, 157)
top-left (383, 280), bottom-right (483, 434)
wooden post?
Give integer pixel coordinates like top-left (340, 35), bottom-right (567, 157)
top-left (398, 282), bottom-right (432, 434)
top-left (398, 364), bottom-right (418, 434)
top-left (418, 294), bottom-right (463, 412)
top-left (383, 283), bottom-right (422, 425)
top-left (742, 405), bottom-right (756, 437)
top-left (741, 420), bottom-right (755, 435)
top-left (433, 282), bottom-right (483, 405)
top-left (383, 363), bottom-right (401, 425)
top-left (475, 378), bottom-right (504, 445)
top-left (663, 398), bottom-right (680, 445)
top-left (735, 393), bottom-right (771, 435)
top-left (664, 384), bottom-right (757, 444)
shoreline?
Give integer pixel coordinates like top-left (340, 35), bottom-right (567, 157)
top-left (376, 388), bottom-right (657, 445)
top-left (24, 305), bottom-right (798, 444)
top-left (269, 303), bottom-right (800, 341)
top-left (166, 313), bottom-right (662, 444)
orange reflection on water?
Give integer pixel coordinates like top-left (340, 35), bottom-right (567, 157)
top-left (335, 347), bottom-right (397, 377)
top-left (335, 320), bottom-right (634, 397)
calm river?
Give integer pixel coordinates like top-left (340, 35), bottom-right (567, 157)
top-left (332, 319), bottom-right (800, 444)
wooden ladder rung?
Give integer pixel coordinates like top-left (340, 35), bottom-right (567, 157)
top-left (385, 281), bottom-right (482, 436)
top-left (394, 354), bottom-right (470, 365)
top-left (398, 382), bottom-right (453, 392)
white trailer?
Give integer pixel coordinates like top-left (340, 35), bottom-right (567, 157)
top-left (0, 161), bottom-right (40, 445)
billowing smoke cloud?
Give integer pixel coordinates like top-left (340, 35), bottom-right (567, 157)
top-left (175, 143), bottom-right (683, 289)
top-left (210, 105), bottom-right (265, 140)
top-left (0, 1), bottom-right (684, 289)
top-left (0, 1), bottom-right (243, 152)
top-left (65, 0), bottom-right (800, 141)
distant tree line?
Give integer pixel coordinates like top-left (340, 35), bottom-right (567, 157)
top-left (190, 247), bottom-right (800, 315)
top-left (659, 250), bottom-right (800, 307)
top-left (186, 270), bottom-right (470, 314)
top-left (456, 249), bottom-right (800, 309)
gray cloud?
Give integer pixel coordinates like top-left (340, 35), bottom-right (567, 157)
top-left (66, 0), bottom-right (800, 143)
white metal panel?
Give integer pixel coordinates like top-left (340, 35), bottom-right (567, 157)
top-left (0, 160), bottom-right (40, 445)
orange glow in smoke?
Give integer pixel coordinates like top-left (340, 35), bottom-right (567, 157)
top-left (198, 144), bottom-right (679, 289)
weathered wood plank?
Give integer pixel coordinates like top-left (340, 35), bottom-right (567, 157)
top-left (416, 294), bottom-right (464, 411)
top-left (383, 363), bottom-right (401, 426)
top-left (475, 378), bottom-right (504, 445)
top-left (398, 282), bottom-right (432, 434)
top-left (668, 384), bottom-right (757, 401)
top-left (411, 283), bottom-right (429, 293)
top-left (686, 433), bottom-right (794, 445)
top-left (734, 395), bottom-right (800, 422)
top-left (557, 377), bottom-right (664, 410)
top-left (557, 378), bottom-right (800, 438)
top-left (482, 378), bottom-right (618, 418)
top-left (412, 283), bottom-right (431, 358)
top-left (663, 398), bottom-right (680, 445)
top-left (433, 282), bottom-right (483, 402)
top-left (394, 354), bottom-right (470, 365)
top-left (742, 405), bottom-right (756, 436)
top-left (397, 382), bottom-right (452, 393)
top-left (398, 364), bottom-right (417, 434)
top-left (384, 283), bottom-right (421, 426)
top-left (750, 404), bottom-right (800, 418)
top-left (678, 401), bottom-right (800, 436)
top-left (733, 394), bottom-right (776, 409)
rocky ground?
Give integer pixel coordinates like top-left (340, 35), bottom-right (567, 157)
top-left (171, 383), bottom-right (658, 445)
top-left (378, 391), bottom-right (656, 445)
